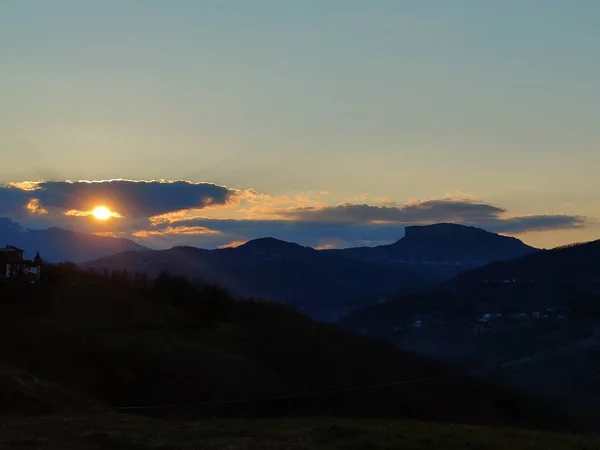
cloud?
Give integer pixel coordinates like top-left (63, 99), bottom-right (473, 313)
top-left (25, 198), bottom-right (48, 215)
top-left (280, 199), bottom-right (506, 223)
top-left (65, 207), bottom-right (123, 219)
top-left (0, 179), bottom-right (590, 249)
top-left (3, 179), bottom-right (235, 218)
top-left (484, 215), bottom-right (586, 234)
top-left (133, 196), bottom-right (585, 249)
top-left (217, 240), bottom-right (248, 249)
top-left (132, 225), bottom-right (222, 237)
top-left (0, 185), bottom-right (32, 215)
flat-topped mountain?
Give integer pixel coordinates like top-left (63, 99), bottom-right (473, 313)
top-left (330, 223), bottom-right (538, 282)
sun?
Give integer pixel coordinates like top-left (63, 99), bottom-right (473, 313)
top-left (92, 206), bottom-right (113, 221)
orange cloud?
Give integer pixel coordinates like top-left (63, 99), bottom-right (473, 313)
top-left (26, 198), bottom-right (48, 215)
top-left (217, 240), bottom-right (248, 249)
top-left (148, 209), bottom-right (192, 225)
top-left (314, 243), bottom-right (336, 250)
top-left (9, 181), bottom-right (41, 191)
top-left (64, 208), bottom-right (123, 219)
top-left (133, 225), bottom-right (222, 237)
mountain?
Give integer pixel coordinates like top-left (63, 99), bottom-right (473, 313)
top-left (0, 217), bottom-right (149, 262)
top-left (82, 237), bottom-right (424, 320)
top-left (0, 264), bottom-right (579, 431)
top-left (81, 224), bottom-right (538, 319)
top-left (339, 238), bottom-right (600, 431)
top-left (331, 223), bottom-right (538, 283)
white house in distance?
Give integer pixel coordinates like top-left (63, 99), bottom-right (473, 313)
top-left (0, 245), bottom-right (42, 281)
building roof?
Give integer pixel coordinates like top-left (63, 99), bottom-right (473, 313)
top-left (0, 245), bottom-right (25, 252)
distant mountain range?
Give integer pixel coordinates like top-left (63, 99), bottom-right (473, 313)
top-left (0, 217), bottom-right (148, 262)
top-left (0, 217), bottom-right (544, 319)
top-left (81, 223), bottom-right (538, 319)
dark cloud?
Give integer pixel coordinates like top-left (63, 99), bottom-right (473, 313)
top-left (281, 199), bottom-right (506, 223)
top-left (1, 180), bottom-right (235, 218)
top-left (0, 186), bottom-right (30, 215)
top-left (483, 215), bottom-right (586, 234)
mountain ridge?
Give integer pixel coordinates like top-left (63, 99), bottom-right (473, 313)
top-left (81, 223), bottom-right (537, 319)
top-left (0, 217), bottom-right (149, 262)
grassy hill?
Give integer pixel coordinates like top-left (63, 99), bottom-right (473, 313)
top-left (3, 415), bottom-right (599, 450)
top-left (0, 363), bottom-right (103, 416)
top-left (0, 264), bottom-right (586, 432)
top-left (339, 280), bottom-right (600, 432)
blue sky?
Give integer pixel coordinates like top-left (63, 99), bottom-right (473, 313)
top-left (1, 1), bottom-right (598, 249)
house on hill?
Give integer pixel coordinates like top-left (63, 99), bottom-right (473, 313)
top-left (0, 245), bottom-right (42, 281)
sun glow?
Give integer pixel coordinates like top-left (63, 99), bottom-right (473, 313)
top-left (92, 206), bottom-right (114, 220)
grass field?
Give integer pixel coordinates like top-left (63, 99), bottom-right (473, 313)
top-left (2, 415), bottom-right (599, 450)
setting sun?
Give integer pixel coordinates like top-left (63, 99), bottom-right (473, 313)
top-left (92, 206), bottom-right (113, 220)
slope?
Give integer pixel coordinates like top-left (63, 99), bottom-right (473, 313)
top-left (81, 238), bottom-right (423, 320)
top-left (340, 239), bottom-right (600, 431)
top-left (445, 239), bottom-right (600, 289)
top-left (3, 416), bottom-right (599, 450)
top-left (0, 264), bottom-right (576, 431)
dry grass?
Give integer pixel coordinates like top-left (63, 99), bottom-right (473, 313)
top-left (1, 415), bottom-right (599, 450)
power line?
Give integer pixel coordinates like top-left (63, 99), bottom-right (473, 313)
top-left (106, 315), bottom-right (600, 413)
top-left (109, 343), bottom-right (581, 412)
top-left (110, 367), bottom-right (493, 411)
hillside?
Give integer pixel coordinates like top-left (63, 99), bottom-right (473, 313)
top-left (3, 416), bottom-right (599, 449)
top-left (0, 264), bottom-right (577, 431)
top-left (81, 238), bottom-right (423, 320)
top-left (0, 363), bottom-right (104, 416)
top-left (0, 217), bottom-right (148, 262)
top-left (445, 239), bottom-right (600, 289)
top-left (340, 239), bottom-right (600, 431)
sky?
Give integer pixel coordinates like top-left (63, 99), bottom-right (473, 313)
top-left (0, 0), bottom-right (598, 250)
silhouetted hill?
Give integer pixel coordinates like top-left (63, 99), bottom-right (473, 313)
top-left (0, 217), bottom-right (149, 262)
top-left (4, 416), bottom-right (599, 449)
top-left (236, 237), bottom-right (311, 254)
top-left (0, 265), bottom-right (578, 431)
top-left (82, 238), bottom-right (423, 320)
top-left (332, 223), bottom-right (538, 282)
top-left (339, 238), bottom-right (600, 431)
top-left (445, 239), bottom-right (600, 289)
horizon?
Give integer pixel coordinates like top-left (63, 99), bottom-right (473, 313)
top-left (1, 215), bottom-right (572, 252)
top-left (1, 1), bottom-right (599, 249)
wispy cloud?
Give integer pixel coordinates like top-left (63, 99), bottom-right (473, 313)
top-left (132, 225), bottom-right (222, 237)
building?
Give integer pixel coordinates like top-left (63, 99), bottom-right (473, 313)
top-left (0, 245), bottom-right (42, 281)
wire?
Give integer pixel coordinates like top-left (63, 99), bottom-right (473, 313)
top-left (109, 325), bottom-right (595, 412)
top-left (110, 367), bottom-right (493, 411)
